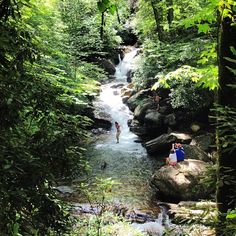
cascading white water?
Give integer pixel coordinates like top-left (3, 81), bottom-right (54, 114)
top-left (96, 47), bottom-right (144, 152)
top-left (114, 47), bottom-right (139, 80)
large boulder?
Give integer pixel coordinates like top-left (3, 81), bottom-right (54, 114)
top-left (145, 132), bottom-right (192, 154)
top-left (97, 58), bottom-right (116, 75)
top-left (151, 159), bottom-right (211, 201)
top-left (127, 89), bottom-right (152, 111)
top-left (134, 102), bottom-right (155, 121)
top-left (190, 133), bottom-right (215, 152)
top-left (121, 88), bottom-right (134, 97)
top-left (184, 144), bottom-right (210, 162)
top-left (144, 110), bottom-right (164, 127)
top-left (92, 102), bottom-right (112, 129)
top-left (129, 119), bottom-right (147, 137)
top-left (163, 113), bottom-right (177, 127)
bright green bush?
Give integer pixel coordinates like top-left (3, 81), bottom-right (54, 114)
top-left (153, 65), bottom-right (214, 111)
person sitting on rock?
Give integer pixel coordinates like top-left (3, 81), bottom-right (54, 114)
top-left (166, 149), bottom-right (177, 166)
top-left (175, 143), bottom-right (185, 162)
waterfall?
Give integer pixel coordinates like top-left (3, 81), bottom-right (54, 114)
top-left (96, 46), bottom-right (143, 152)
top-left (114, 47), bottom-right (139, 81)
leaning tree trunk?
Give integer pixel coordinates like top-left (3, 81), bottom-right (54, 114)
top-left (216, 5), bottom-right (236, 236)
top-left (150, 0), bottom-right (164, 41)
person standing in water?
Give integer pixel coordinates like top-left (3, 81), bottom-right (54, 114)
top-left (115, 121), bottom-right (121, 143)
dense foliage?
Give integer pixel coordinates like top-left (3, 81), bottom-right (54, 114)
top-left (0, 0), bottom-right (112, 235)
top-left (0, 0), bottom-right (235, 235)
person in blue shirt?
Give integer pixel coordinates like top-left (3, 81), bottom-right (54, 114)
top-left (174, 143), bottom-right (185, 162)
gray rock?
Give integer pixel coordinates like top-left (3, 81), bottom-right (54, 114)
top-left (110, 83), bottom-right (125, 89)
top-left (164, 113), bottom-right (177, 127)
top-left (134, 101), bottom-right (154, 121)
top-left (121, 88), bottom-right (133, 97)
top-left (144, 110), bottom-right (163, 127)
top-left (122, 96), bottom-right (130, 103)
top-left (98, 58), bottom-right (116, 74)
top-left (151, 159), bottom-right (211, 201)
top-left (127, 89), bottom-right (152, 111)
top-left (184, 145), bottom-right (210, 162)
top-left (129, 119), bottom-right (147, 136)
top-left (92, 101), bottom-right (112, 129)
top-left (54, 186), bottom-right (75, 194)
top-left (167, 201), bottom-right (217, 224)
top-left (190, 133), bottom-right (215, 151)
top-left (145, 132), bottom-right (192, 154)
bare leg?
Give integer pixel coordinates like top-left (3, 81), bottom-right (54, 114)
top-left (166, 157), bottom-right (170, 165)
top-left (116, 132), bottom-right (120, 143)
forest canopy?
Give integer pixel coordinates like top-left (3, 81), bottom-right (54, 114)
top-left (0, 0), bottom-right (235, 235)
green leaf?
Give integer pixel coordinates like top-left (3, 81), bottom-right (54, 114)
top-left (226, 66), bottom-right (236, 75)
top-left (109, 4), bottom-right (116, 15)
top-left (97, 2), bottom-right (107, 13)
top-left (103, 0), bottom-right (110, 6)
top-left (224, 57), bottom-right (236, 63)
top-left (198, 23), bottom-right (210, 33)
top-left (230, 46), bottom-right (236, 55)
top-left (226, 212), bottom-right (236, 219)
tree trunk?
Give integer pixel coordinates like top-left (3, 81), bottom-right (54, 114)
top-left (100, 12), bottom-right (104, 40)
top-left (150, 0), bottom-right (163, 41)
top-left (166, 0), bottom-right (173, 25)
top-left (216, 6), bottom-right (236, 236)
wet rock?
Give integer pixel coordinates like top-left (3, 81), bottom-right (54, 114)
top-left (110, 83), bottom-right (125, 89)
top-left (113, 90), bottom-right (119, 95)
top-left (93, 117), bottom-right (112, 130)
top-left (126, 209), bottom-right (157, 223)
top-left (121, 88), bottom-right (133, 97)
top-left (151, 159), bottom-right (211, 201)
top-left (53, 186), bottom-right (75, 199)
top-left (71, 203), bottom-right (101, 215)
top-left (91, 128), bottom-right (109, 135)
top-left (127, 70), bottom-right (133, 83)
top-left (127, 83), bottom-right (134, 89)
top-left (144, 132), bottom-right (192, 154)
top-left (122, 95), bottom-right (130, 103)
top-left (92, 102), bottom-right (112, 129)
top-left (116, 27), bottom-right (138, 46)
top-left (108, 48), bottom-right (124, 65)
top-left (97, 58), bottom-right (116, 75)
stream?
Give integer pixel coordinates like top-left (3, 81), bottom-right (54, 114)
top-left (62, 47), bottom-right (171, 235)
top-left (61, 47), bottom-right (214, 236)
top-left (85, 47), bottom-right (163, 208)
